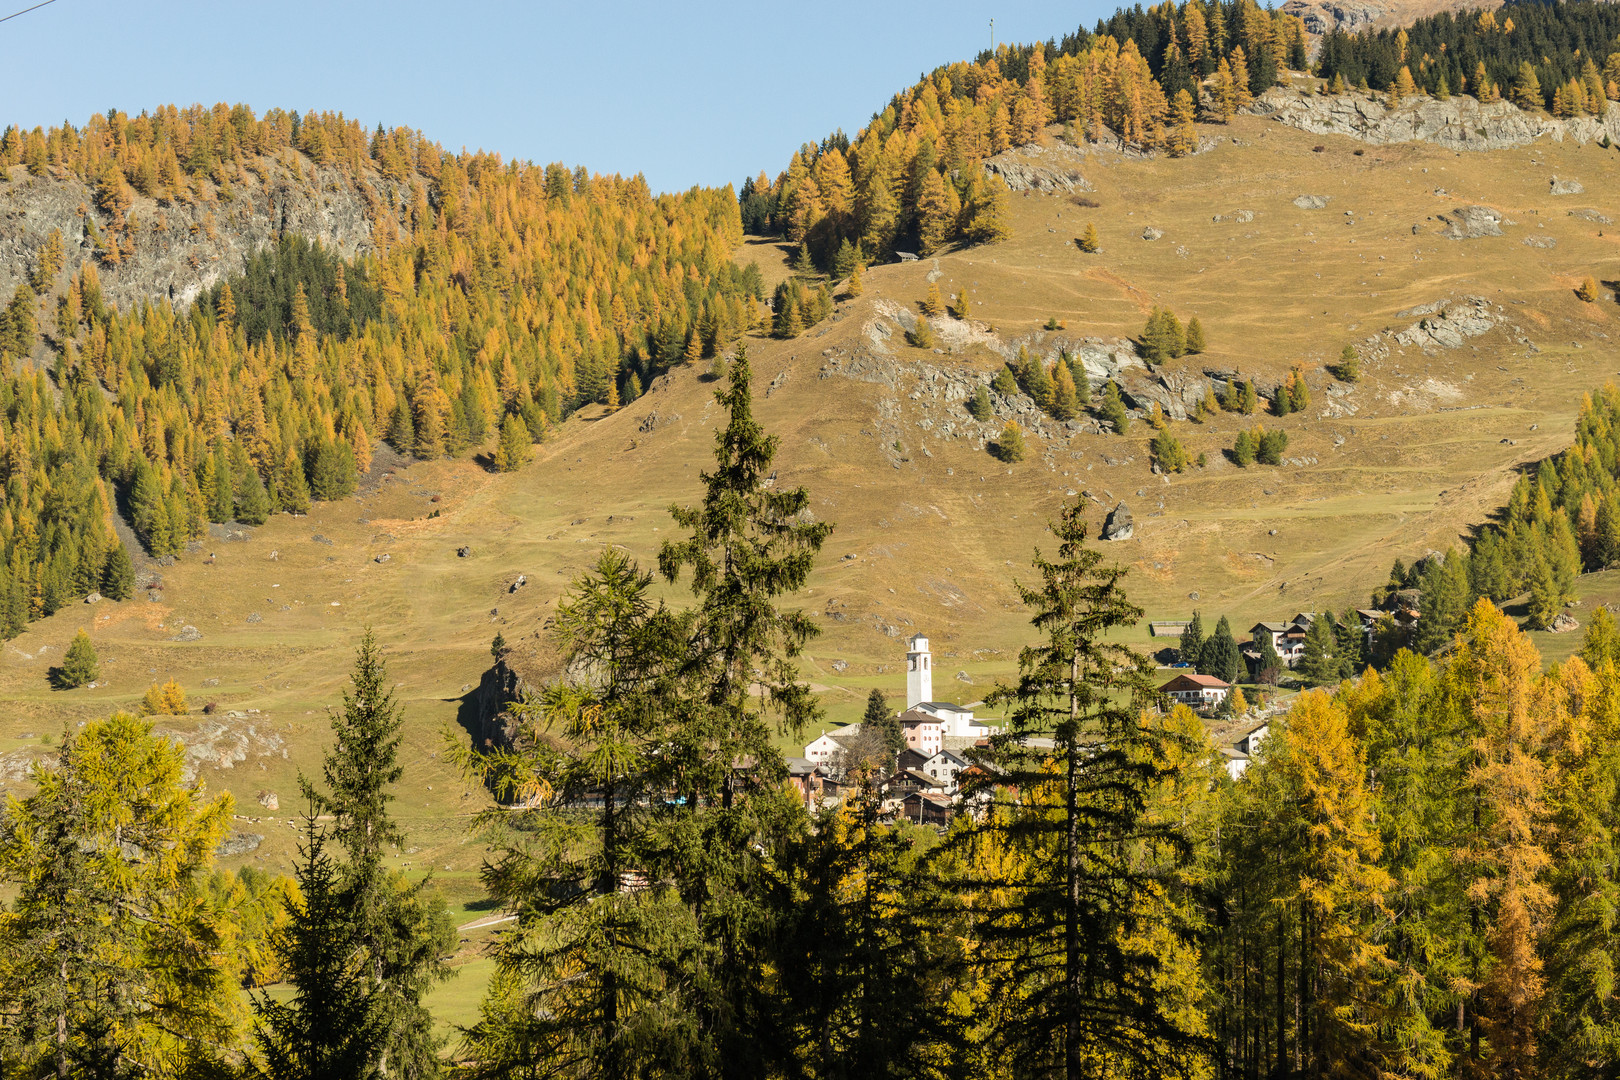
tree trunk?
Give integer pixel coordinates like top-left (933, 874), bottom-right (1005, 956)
top-left (1276, 907), bottom-right (1287, 1080)
top-left (1065, 648), bottom-right (1083, 1080)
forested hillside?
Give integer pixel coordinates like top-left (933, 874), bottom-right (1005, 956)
top-left (0, 105), bottom-right (752, 634)
top-left (747, 0), bottom-right (1620, 275)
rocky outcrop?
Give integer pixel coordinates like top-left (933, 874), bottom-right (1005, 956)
top-left (1439, 206), bottom-right (1506, 240)
top-left (984, 143), bottom-right (1093, 194)
top-left (1293, 194), bottom-right (1330, 209)
top-left (1282, 0), bottom-right (1502, 42)
top-left (0, 155), bottom-right (411, 313)
top-left (1250, 87), bottom-right (1620, 151)
top-left (1101, 503), bottom-right (1134, 541)
top-left (1392, 296), bottom-right (1499, 350)
top-left (1281, 0), bottom-right (1389, 36)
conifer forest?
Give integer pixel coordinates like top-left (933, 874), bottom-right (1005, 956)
top-left (4, 0), bottom-right (1620, 1076)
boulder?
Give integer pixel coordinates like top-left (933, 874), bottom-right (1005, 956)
top-left (1141, 226), bottom-right (1164, 241)
top-left (374, 553), bottom-right (391, 563)
top-left (1550, 178), bottom-right (1585, 195)
top-left (1101, 503), bottom-right (1134, 541)
top-left (258, 791), bottom-right (279, 811)
top-left (84, 591), bottom-right (101, 604)
top-left (510, 574), bottom-right (528, 593)
top-left (1440, 206), bottom-right (1504, 239)
top-left (216, 831), bottom-right (264, 858)
top-left (1293, 194), bottom-right (1330, 209)
top-left (1550, 611), bottom-right (1580, 633)
top-left (457, 546), bottom-right (473, 558)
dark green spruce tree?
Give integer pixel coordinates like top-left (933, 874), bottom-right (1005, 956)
top-left (453, 550), bottom-right (693, 1079)
top-left (260, 630), bottom-right (453, 1080)
top-left (1179, 610), bottom-right (1204, 667)
top-left (1201, 616), bottom-right (1243, 684)
top-left (968, 495), bottom-right (1205, 1080)
top-left (656, 343), bottom-right (833, 1080)
top-left (251, 809), bottom-right (388, 1080)
top-left (863, 687), bottom-right (902, 762)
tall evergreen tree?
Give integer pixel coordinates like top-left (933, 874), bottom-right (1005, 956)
top-left (969, 495), bottom-right (1205, 1079)
top-left (1299, 616), bottom-right (1341, 686)
top-left (1180, 610), bottom-right (1204, 667)
top-left (656, 344), bottom-right (832, 1079)
top-left (863, 687), bottom-right (902, 761)
top-left (101, 543), bottom-right (135, 601)
top-left (252, 808), bottom-right (389, 1080)
top-left (452, 551), bottom-right (693, 1079)
top-left (1201, 616), bottom-right (1243, 684)
top-left (299, 631), bottom-right (453, 1080)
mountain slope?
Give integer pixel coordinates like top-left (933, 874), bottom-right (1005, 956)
top-left (2, 100), bottom-right (1616, 881)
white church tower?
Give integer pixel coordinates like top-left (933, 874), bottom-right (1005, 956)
top-left (906, 633), bottom-right (932, 709)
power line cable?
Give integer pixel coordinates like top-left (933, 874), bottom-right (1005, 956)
top-left (0, 0), bottom-right (59, 25)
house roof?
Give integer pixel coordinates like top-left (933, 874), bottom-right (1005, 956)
top-left (904, 791), bottom-right (954, 808)
top-left (808, 724), bottom-right (861, 745)
top-left (1160, 672), bottom-right (1231, 691)
top-left (901, 768), bottom-right (948, 788)
top-left (899, 709), bottom-right (945, 727)
top-left (1251, 621), bottom-right (1290, 633)
top-left (916, 700), bottom-right (972, 714)
top-left (924, 749), bottom-right (970, 767)
top-left (784, 757), bottom-right (823, 777)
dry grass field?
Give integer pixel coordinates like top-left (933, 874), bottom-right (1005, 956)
top-left (1, 107), bottom-right (1617, 1022)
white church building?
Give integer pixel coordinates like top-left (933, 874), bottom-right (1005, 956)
top-left (801, 634), bottom-right (991, 766)
top-left (904, 634), bottom-right (990, 739)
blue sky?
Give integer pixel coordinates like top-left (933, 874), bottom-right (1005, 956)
top-left (2, 0), bottom-right (1114, 193)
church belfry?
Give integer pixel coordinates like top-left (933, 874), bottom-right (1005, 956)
top-left (906, 633), bottom-right (932, 709)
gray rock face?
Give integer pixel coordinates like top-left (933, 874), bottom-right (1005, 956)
top-left (1293, 194), bottom-right (1330, 209)
top-left (0, 156), bottom-right (411, 314)
top-left (1251, 87), bottom-right (1620, 151)
top-left (983, 152), bottom-right (1092, 194)
top-left (1392, 295), bottom-right (1498, 350)
top-left (217, 831), bottom-right (264, 858)
top-left (1440, 206), bottom-right (1504, 240)
top-left (1101, 503), bottom-right (1134, 541)
top-left (1281, 0), bottom-right (1387, 36)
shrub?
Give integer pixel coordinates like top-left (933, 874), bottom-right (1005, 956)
top-left (907, 320), bottom-right (935, 349)
top-left (1151, 428), bottom-right (1189, 473)
top-left (140, 678), bottom-right (189, 717)
top-left (1232, 429), bottom-right (1256, 466)
top-left (1334, 344), bottom-right (1360, 382)
top-left (1577, 276), bottom-right (1600, 302)
top-left (967, 385), bottom-right (993, 421)
top-left (54, 630), bottom-right (98, 689)
top-left (994, 422), bottom-right (1027, 462)
top-left (1099, 381), bottom-right (1130, 434)
top-left (1258, 428), bottom-right (1290, 465)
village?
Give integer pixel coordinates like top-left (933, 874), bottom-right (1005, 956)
top-left (798, 607), bottom-right (1422, 826)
